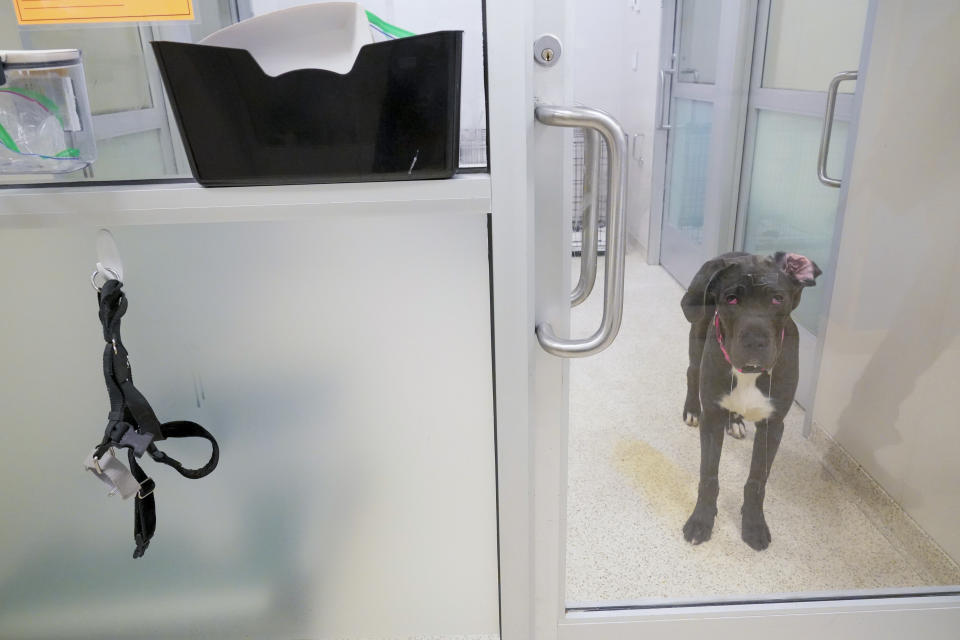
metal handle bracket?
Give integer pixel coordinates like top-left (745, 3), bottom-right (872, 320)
top-left (571, 129), bottom-right (601, 307)
top-left (817, 70), bottom-right (858, 188)
top-left (534, 105), bottom-right (628, 358)
top-left (657, 67), bottom-right (675, 130)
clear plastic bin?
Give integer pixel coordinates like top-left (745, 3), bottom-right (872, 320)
top-left (0, 49), bottom-right (96, 174)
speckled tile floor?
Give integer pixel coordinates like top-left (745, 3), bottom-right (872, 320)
top-left (566, 253), bottom-right (960, 605)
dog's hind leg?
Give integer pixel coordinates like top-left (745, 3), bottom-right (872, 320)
top-left (683, 406), bottom-right (726, 544)
top-left (684, 319), bottom-right (708, 426)
top-left (741, 418), bottom-right (785, 550)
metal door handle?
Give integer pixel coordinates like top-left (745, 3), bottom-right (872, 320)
top-left (571, 129), bottom-right (601, 307)
top-left (817, 70), bottom-right (858, 187)
top-left (535, 105), bottom-right (628, 358)
top-left (657, 68), bottom-right (675, 130)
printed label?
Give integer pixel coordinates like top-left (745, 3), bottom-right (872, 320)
top-left (12, 0), bottom-right (194, 24)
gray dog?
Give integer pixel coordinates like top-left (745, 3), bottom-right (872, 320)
top-left (680, 251), bottom-right (821, 550)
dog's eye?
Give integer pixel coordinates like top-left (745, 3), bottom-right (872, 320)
top-left (771, 295), bottom-right (784, 305)
top-left (725, 294), bottom-right (739, 305)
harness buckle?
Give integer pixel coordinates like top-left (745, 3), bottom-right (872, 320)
top-left (137, 477), bottom-right (156, 499)
top-left (84, 447), bottom-right (141, 499)
top-left (118, 427), bottom-right (155, 458)
top-left (92, 447), bottom-right (114, 474)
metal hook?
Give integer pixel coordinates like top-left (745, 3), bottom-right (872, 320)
top-left (91, 229), bottom-right (125, 291)
top-left (90, 265), bottom-right (122, 292)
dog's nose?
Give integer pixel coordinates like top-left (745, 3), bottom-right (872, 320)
top-left (740, 329), bottom-right (770, 352)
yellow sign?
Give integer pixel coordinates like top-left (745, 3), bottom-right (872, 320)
top-left (13, 0), bottom-right (194, 24)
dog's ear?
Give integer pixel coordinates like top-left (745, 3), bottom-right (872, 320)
top-left (773, 252), bottom-right (822, 287)
top-left (681, 257), bottom-right (736, 323)
top-left (774, 252), bottom-right (822, 310)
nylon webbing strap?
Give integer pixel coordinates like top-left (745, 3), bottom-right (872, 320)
top-left (86, 279), bottom-right (219, 559)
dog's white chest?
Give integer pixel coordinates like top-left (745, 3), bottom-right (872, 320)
top-left (719, 370), bottom-right (774, 422)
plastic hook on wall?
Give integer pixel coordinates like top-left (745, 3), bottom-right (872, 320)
top-left (91, 228), bottom-right (124, 291)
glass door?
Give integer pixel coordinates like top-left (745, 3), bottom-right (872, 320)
top-left (652, 0), bottom-right (747, 287)
top-left (734, 0), bottom-right (869, 407)
top-left (490, 0), bottom-right (960, 637)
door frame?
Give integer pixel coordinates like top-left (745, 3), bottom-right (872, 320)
top-left (731, 0), bottom-right (860, 410)
top-left (647, 0), bottom-right (754, 288)
top-left (487, 0), bottom-right (960, 638)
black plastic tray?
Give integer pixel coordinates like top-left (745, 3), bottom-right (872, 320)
top-left (151, 31), bottom-right (462, 187)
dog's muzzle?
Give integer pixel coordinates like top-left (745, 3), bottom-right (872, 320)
top-left (714, 311), bottom-right (784, 373)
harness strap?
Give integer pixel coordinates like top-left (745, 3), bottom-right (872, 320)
top-left (128, 450), bottom-right (156, 559)
top-left (91, 279), bottom-right (218, 558)
top-left (149, 421), bottom-right (220, 479)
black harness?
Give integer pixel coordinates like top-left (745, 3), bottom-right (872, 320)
top-left (91, 279), bottom-right (219, 558)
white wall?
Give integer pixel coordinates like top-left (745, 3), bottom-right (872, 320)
top-left (812, 0), bottom-right (960, 562)
top-left (571, 0), bottom-right (661, 254)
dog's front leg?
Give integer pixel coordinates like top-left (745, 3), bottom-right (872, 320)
top-left (683, 406), bottom-right (726, 544)
top-left (741, 418), bottom-right (785, 550)
top-left (684, 319), bottom-right (708, 426)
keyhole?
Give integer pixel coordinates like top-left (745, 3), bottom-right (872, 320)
top-left (533, 34), bottom-right (562, 66)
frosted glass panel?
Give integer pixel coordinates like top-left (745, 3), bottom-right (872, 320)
top-left (190, 0), bottom-right (239, 42)
top-left (0, 1), bottom-right (236, 185)
top-left (91, 130), bottom-right (168, 180)
top-left (37, 131), bottom-right (171, 184)
top-left (26, 27), bottom-right (153, 115)
top-left (743, 110), bottom-right (847, 333)
top-left (665, 99), bottom-right (713, 245)
top-left (763, 0), bottom-right (868, 93)
top-left (0, 215), bottom-right (498, 639)
top-left (0, 1), bottom-right (238, 117)
top-left (676, 0), bottom-right (721, 84)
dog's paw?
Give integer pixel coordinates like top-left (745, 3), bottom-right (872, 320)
top-left (682, 511), bottom-right (715, 545)
top-left (683, 398), bottom-right (701, 427)
top-left (725, 415), bottom-right (747, 439)
top-left (741, 509), bottom-right (772, 551)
